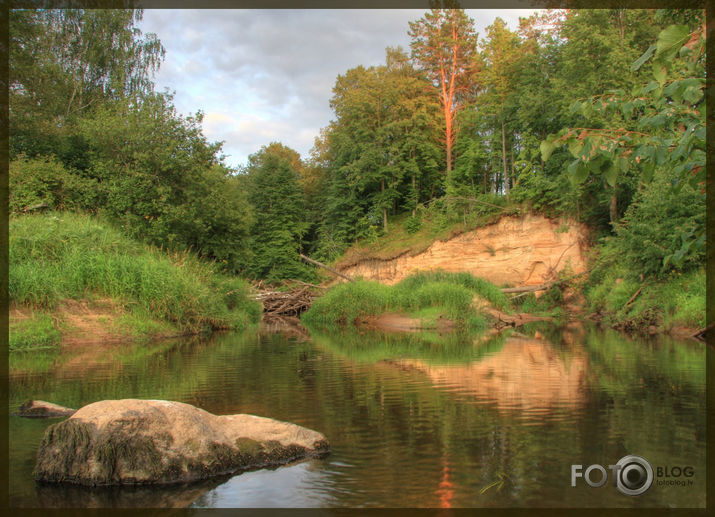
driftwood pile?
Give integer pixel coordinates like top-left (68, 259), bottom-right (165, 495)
top-left (252, 280), bottom-right (322, 317)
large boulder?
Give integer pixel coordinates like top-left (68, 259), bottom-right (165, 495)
top-left (34, 399), bottom-right (329, 486)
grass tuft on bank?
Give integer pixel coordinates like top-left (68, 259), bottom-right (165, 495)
top-left (9, 212), bottom-right (261, 350)
top-left (396, 271), bottom-right (512, 313)
top-left (9, 313), bottom-right (61, 351)
top-left (302, 271), bottom-right (510, 330)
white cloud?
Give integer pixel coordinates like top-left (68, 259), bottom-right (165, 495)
top-left (139, 9), bottom-right (540, 168)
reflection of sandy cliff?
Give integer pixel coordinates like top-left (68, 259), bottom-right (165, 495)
top-left (394, 337), bottom-right (588, 411)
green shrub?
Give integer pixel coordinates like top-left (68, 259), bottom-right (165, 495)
top-left (612, 171), bottom-right (704, 279)
top-left (586, 264), bottom-right (705, 331)
top-left (405, 215), bottom-right (422, 234)
top-left (9, 155), bottom-right (100, 214)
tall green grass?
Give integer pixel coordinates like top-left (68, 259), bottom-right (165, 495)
top-left (395, 271), bottom-right (512, 312)
top-left (10, 212), bottom-right (261, 339)
top-left (9, 314), bottom-right (61, 351)
top-left (586, 266), bottom-right (705, 331)
top-left (302, 271), bottom-right (509, 330)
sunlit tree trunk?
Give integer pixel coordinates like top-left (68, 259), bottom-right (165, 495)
top-left (382, 179), bottom-right (388, 231)
top-left (609, 184), bottom-right (618, 225)
top-left (501, 118), bottom-right (509, 200)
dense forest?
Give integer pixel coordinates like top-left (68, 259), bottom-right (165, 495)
top-left (9, 8), bottom-right (706, 332)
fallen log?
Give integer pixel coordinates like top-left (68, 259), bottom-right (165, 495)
top-left (500, 272), bottom-right (585, 294)
top-left (299, 253), bottom-right (353, 282)
top-left (501, 282), bottom-right (553, 294)
top-left (623, 285), bottom-right (643, 308)
top-left (488, 309), bottom-right (554, 327)
top-left (289, 280), bottom-right (327, 289)
top-left (23, 202), bottom-right (49, 213)
top-left (255, 284), bottom-right (317, 317)
top-left (693, 323), bottom-right (713, 342)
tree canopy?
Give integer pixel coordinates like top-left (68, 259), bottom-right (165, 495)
top-left (9, 7), bottom-right (705, 288)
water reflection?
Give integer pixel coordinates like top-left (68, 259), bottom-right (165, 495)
top-left (8, 324), bottom-right (707, 508)
top-left (191, 459), bottom-right (338, 508)
top-left (34, 477), bottom-right (226, 508)
top-left (394, 337), bottom-right (588, 412)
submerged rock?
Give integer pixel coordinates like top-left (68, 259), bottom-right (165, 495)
top-left (16, 400), bottom-right (77, 418)
top-left (34, 399), bottom-right (329, 486)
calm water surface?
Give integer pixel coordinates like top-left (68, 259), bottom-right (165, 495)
top-left (8, 323), bottom-right (707, 508)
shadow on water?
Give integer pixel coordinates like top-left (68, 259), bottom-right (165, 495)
top-left (33, 476), bottom-right (228, 508)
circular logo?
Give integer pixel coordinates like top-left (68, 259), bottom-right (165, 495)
top-left (615, 455), bottom-right (653, 496)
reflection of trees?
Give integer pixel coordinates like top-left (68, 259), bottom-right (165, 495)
top-left (577, 329), bottom-right (707, 507)
top-left (8, 333), bottom-right (249, 412)
top-left (9, 326), bottom-right (707, 508)
top-left (307, 327), bottom-right (706, 507)
top-left (308, 327), bottom-right (506, 365)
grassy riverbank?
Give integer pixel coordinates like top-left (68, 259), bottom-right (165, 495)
top-left (9, 212), bottom-right (262, 350)
top-left (586, 267), bottom-right (705, 335)
top-left (301, 271), bottom-right (512, 330)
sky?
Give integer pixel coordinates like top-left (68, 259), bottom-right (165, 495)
top-left (139, 9), bottom-right (540, 170)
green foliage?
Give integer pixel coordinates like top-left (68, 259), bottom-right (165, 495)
top-left (10, 9), bottom-right (164, 160)
top-left (317, 47), bottom-right (443, 255)
top-left (586, 222), bottom-right (704, 331)
top-left (9, 155), bottom-right (100, 213)
top-left (404, 215), bottom-right (422, 234)
top-left (247, 141), bottom-right (305, 175)
top-left (76, 94), bottom-right (254, 271)
top-left (662, 271), bottom-right (705, 329)
top-left (510, 163), bottom-right (580, 216)
top-left (10, 2), bottom-right (705, 340)
top-left (9, 213), bottom-right (261, 333)
top-left (244, 150), bottom-right (313, 282)
top-left (613, 171), bottom-right (704, 278)
top-left (10, 10), bottom-right (254, 276)
top-left (532, 18), bottom-right (706, 326)
top-left (586, 267), bottom-right (704, 332)
top-left (9, 314), bottom-right (61, 351)
top-left (540, 22), bottom-right (704, 229)
top-left (516, 292), bottom-right (565, 322)
top-left (395, 271), bottom-right (511, 312)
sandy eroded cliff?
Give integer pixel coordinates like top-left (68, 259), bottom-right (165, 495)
top-left (339, 214), bottom-right (589, 287)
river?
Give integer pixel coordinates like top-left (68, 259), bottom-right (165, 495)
top-left (8, 322), bottom-right (707, 508)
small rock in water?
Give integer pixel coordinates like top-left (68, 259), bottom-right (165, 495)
top-left (16, 400), bottom-right (77, 418)
top-left (34, 399), bottom-right (329, 486)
